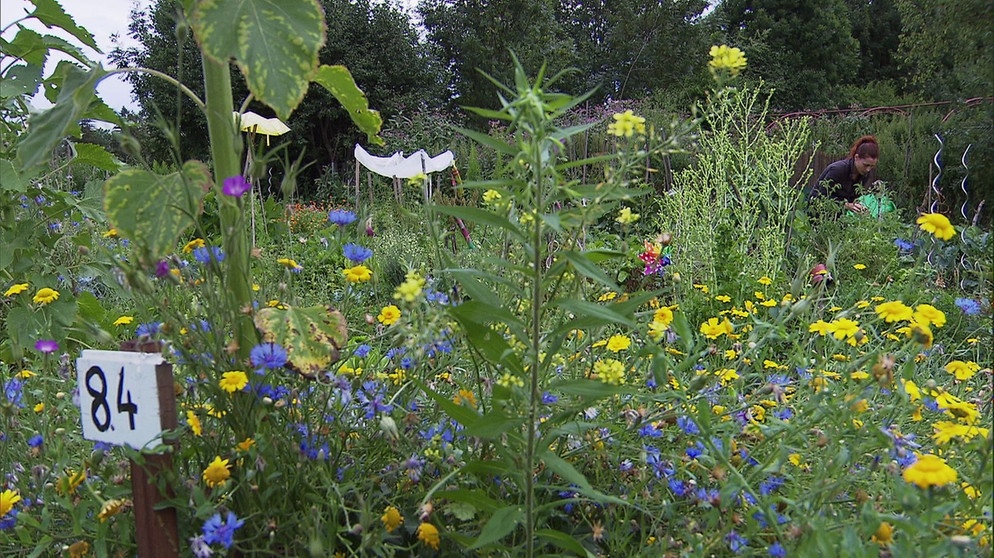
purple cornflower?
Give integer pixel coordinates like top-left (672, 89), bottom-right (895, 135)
top-left (250, 343), bottom-right (288, 371)
top-left (403, 454), bottom-right (425, 482)
top-left (34, 339), bottom-right (59, 354)
top-left (222, 175), bottom-right (251, 197)
top-left (342, 243), bottom-right (373, 263)
top-left (328, 209), bottom-right (357, 227)
top-left (154, 259), bottom-right (171, 278)
top-left (202, 511), bottom-right (244, 549)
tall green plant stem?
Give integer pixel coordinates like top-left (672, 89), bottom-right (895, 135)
top-left (525, 135), bottom-right (544, 558)
top-left (201, 54), bottom-right (254, 361)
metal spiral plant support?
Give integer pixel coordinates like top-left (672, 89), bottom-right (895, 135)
top-left (959, 144), bottom-right (973, 289)
top-left (927, 134), bottom-right (944, 266)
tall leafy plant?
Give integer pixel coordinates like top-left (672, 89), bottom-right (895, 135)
top-left (421, 58), bottom-right (694, 555)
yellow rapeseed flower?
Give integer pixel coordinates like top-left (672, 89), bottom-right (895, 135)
top-left (616, 207), bottom-right (640, 224)
top-left (916, 213), bottom-right (956, 241)
top-left (607, 110), bottom-right (646, 138)
top-left (113, 316), bottom-right (134, 326)
top-left (202, 456), bottom-right (231, 487)
top-left (708, 44), bottom-right (747, 76)
top-left (32, 287), bottom-right (60, 305)
top-left (482, 189), bottom-right (502, 203)
top-left (594, 359), bottom-right (626, 385)
top-left (394, 271), bottom-right (426, 302)
top-left (902, 454), bottom-right (957, 489)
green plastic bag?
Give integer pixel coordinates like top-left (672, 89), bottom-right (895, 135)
top-left (848, 193), bottom-right (896, 218)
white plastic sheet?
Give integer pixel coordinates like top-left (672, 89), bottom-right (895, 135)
top-left (354, 144), bottom-right (454, 178)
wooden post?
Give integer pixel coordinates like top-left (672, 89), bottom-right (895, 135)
top-left (121, 340), bottom-right (180, 558)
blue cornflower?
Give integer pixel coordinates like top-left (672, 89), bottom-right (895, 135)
top-left (4, 378), bottom-right (24, 408)
top-left (399, 356), bottom-right (415, 370)
top-left (619, 459), bottom-right (634, 472)
top-left (638, 423), bottom-right (662, 438)
top-left (328, 209), bottom-right (357, 227)
top-left (759, 475), bottom-right (785, 496)
top-left (385, 347), bottom-right (405, 360)
top-left (768, 541), bottom-right (787, 558)
top-left (541, 391), bottom-right (558, 405)
top-left (250, 343), bottom-right (288, 371)
top-left (894, 238), bottom-right (914, 251)
top-left (726, 530), bottom-right (748, 553)
top-left (425, 289), bottom-right (449, 305)
top-left (0, 508), bottom-right (18, 530)
top-left (774, 407), bottom-right (794, 420)
top-left (135, 322), bottom-right (162, 337)
top-left (686, 444), bottom-right (703, 460)
top-left (27, 434), bottom-right (43, 448)
top-left (646, 376), bottom-right (658, 389)
top-left (955, 297), bottom-right (981, 316)
top-left (342, 243), bottom-right (373, 263)
top-left (353, 344), bottom-right (371, 358)
top-left (202, 511), bottom-right (244, 549)
top-left (668, 477), bottom-right (688, 497)
top-left (677, 416), bottom-right (699, 436)
top-left (193, 246), bottom-right (225, 265)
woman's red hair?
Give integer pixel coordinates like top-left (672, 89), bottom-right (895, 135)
top-left (848, 135), bottom-right (879, 159)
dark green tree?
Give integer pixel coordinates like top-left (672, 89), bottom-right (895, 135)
top-left (556, 0), bottom-right (711, 102)
top-left (418, 0), bottom-right (576, 113)
top-left (895, 0), bottom-right (994, 101)
top-left (846, 0), bottom-right (903, 86)
top-left (716, 0), bottom-right (860, 110)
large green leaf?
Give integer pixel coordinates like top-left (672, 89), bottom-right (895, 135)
top-left (30, 0), bottom-right (100, 51)
top-left (1, 63), bottom-right (45, 99)
top-left (253, 305), bottom-right (348, 378)
top-left (311, 65), bottom-right (383, 146)
top-left (468, 505), bottom-right (523, 550)
top-left (103, 161), bottom-right (211, 260)
top-left (16, 63), bottom-right (102, 170)
top-left (72, 143), bottom-right (119, 172)
top-left (191, 0), bottom-right (326, 120)
top-left (0, 161), bottom-right (26, 193)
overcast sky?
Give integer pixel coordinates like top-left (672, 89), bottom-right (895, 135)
top-left (1, 0), bottom-right (148, 111)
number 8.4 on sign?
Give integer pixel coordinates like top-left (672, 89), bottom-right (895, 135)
top-left (76, 350), bottom-right (165, 450)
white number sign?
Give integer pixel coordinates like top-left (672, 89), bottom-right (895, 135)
top-left (76, 350), bottom-right (165, 450)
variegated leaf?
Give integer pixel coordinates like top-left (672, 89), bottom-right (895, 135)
top-left (312, 64), bottom-right (383, 146)
top-left (254, 305), bottom-right (348, 378)
top-left (191, 0), bottom-right (326, 120)
top-left (103, 161), bottom-right (212, 260)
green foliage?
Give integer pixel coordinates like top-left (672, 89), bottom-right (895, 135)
top-left (717, 0), bottom-right (861, 110)
top-left (664, 82), bottom-right (812, 290)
